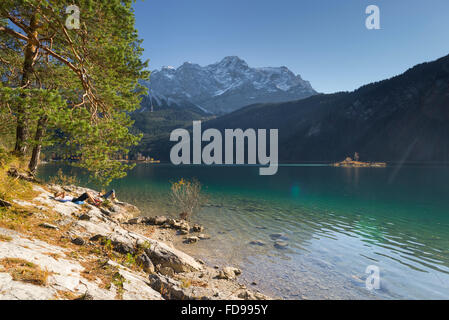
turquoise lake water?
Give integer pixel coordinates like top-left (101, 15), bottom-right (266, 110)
top-left (39, 163), bottom-right (449, 299)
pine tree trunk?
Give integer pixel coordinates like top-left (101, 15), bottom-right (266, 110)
top-left (14, 14), bottom-right (39, 157)
top-left (28, 116), bottom-right (48, 175)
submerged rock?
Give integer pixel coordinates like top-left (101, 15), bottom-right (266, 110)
top-left (198, 234), bottom-right (211, 240)
top-left (249, 240), bottom-right (266, 246)
top-left (274, 240), bottom-right (289, 249)
top-left (269, 233), bottom-right (289, 241)
top-left (185, 236), bottom-right (200, 244)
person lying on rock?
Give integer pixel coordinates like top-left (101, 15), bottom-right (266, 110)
top-left (54, 189), bottom-right (116, 206)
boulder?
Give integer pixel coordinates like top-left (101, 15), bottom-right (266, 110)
top-left (158, 266), bottom-right (175, 277)
top-left (146, 216), bottom-right (168, 226)
top-left (191, 224), bottom-right (204, 233)
top-left (136, 253), bottom-right (155, 274)
top-left (126, 217), bottom-right (144, 225)
top-left (143, 239), bottom-right (203, 273)
top-left (217, 267), bottom-right (241, 280)
top-left (149, 274), bottom-right (195, 300)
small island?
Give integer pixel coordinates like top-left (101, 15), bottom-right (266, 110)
top-left (332, 153), bottom-right (387, 168)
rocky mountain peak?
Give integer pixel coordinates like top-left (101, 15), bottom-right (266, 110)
top-left (144, 56), bottom-right (317, 114)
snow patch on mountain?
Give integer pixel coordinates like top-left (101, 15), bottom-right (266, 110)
top-left (142, 56), bottom-right (317, 114)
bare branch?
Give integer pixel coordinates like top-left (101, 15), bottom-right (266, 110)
top-left (0, 25), bottom-right (29, 42)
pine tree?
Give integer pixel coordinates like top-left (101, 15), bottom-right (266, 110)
top-left (0, 0), bottom-right (149, 185)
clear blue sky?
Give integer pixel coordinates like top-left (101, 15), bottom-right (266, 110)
top-left (133, 0), bottom-right (449, 93)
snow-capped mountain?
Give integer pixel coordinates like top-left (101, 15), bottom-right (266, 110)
top-left (142, 56), bottom-right (317, 114)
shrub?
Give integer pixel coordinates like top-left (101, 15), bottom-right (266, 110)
top-left (48, 168), bottom-right (79, 186)
top-left (170, 178), bottom-right (206, 221)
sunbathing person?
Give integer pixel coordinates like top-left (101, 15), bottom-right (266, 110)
top-left (54, 189), bottom-right (116, 206)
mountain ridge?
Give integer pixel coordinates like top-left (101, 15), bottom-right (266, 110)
top-left (202, 53), bottom-right (449, 162)
top-left (134, 53), bottom-right (449, 163)
top-left (141, 56), bottom-right (317, 114)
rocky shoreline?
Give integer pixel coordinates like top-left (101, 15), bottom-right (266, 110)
top-left (0, 181), bottom-right (270, 300)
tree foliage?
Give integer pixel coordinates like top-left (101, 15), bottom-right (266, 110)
top-left (0, 0), bottom-right (149, 185)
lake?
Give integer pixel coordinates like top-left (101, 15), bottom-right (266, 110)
top-left (38, 163), bottom-right (449, 299)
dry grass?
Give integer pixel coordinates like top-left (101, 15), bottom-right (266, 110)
top-left (0, 156), bottom-right (37, 203)
top-left (80, 258), bottom-right (126, 299)
top-left (180, 278), bottom-right (191, 288)
top-left (178, 277), bottom-right (208, 288)
top-left (0, 234), bottom-right (12, 242)
top-left (0, 258), bottom-right (49, 286)
top-left (55, 290), bottom-right (80, 300)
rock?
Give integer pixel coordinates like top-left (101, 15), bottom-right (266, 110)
top-left (159, 266), bottom-right (175, 277)
top-left (214, 265), bottom-right (219, 269)
top-left (251, 281), bottom-right (257, 285)
top-left (39, 223), bottom-right (58, 230)
top-left (78, 214), bottom-right (91, 221)
top-left (143, 239), bottom-right (203, 273)
top-left (230, 267), bottom-right (242, 276)
top-left (149, 274), bottom-right (194, 300)
top-left (0, 199), bottom-right (12, 208)
top-left (217, 267), bottom-right (241, 280)
top-left (237, 290), bottom-right (267, 300)
top-left (71, 237), bottom-right (85, 246)
top-left (136, 253), bottom-right (155, 274)
top-left (184, 236), bottom-right (199, 244)
top-left (126, 217), bottom-right (143, 224)
top-left (178, 229), bottom-right (189, 235)
top-left (191, 224), bottom-right (204, 233)
top-left (0, 227), bottom-right (115, 300)
top-left (106, 261), bottom-right (163, 300)
top-left (249, 240), bottom-right (266, 246)
top-left (269, 233), bottom-right (286, 240)
top-left (152, 216), bottom-right (168, 225)
top-left (198, 234), bottom-right (211, 240)
top-left (113, 202), bottom-right (140, 216)
top-left (274, 240), bottom-right (288, 249)
top-left (74, 292), bottom-right (94, 300)
top-left (101, 205), bottom-right (134, 222)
